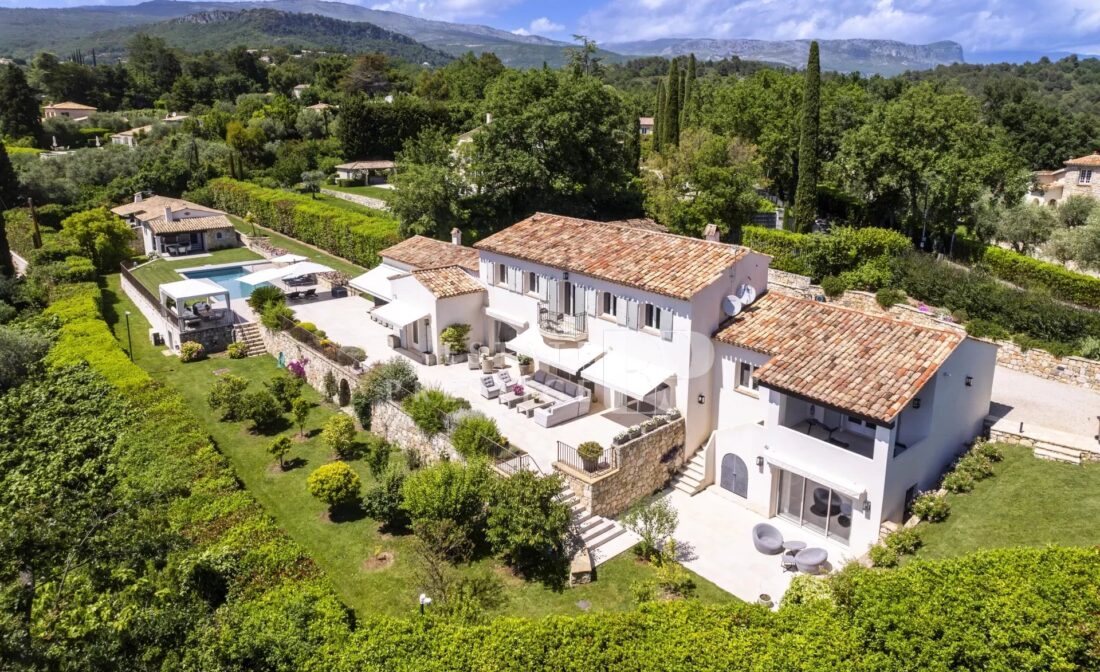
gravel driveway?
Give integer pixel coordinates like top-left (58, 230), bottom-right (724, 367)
top-left (991, 366), bottom-right (1100, 438)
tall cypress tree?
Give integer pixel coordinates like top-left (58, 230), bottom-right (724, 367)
top-left (793, 41), bottom-right (821, 233)
top-left (682, 53), bottom-right (696, 126)
top-left (663, 59), bottom-right (680, 148)
top-left (0, 145), bottom-right (17, 277)
top-left (653, 79), bottom-right (665, 154)
top-left (0, 65), bottom-right (43, 145)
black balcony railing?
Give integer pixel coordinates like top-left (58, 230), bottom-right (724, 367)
top-left (538, 303), bottom-right (587, 340)
top-left (557, 441), bottom-right (619, 477)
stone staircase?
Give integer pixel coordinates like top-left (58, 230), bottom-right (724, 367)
top-left (988, 416), bottom-right (1099, 465)
top-left (557, 486), bottom-right (627, 558)
top-left (669, 449), bottom-right (707, 495)
top-left (232, 322), bottom-right (266, 357)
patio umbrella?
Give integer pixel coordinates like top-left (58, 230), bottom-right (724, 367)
top-left (238, 261), bottom-right (334, 285)
top-left (270, 253), bottom-right (308, 264)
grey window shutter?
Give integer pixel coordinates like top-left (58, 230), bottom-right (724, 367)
top-left (615, 296), bottom-right (627, 325)
top-left (626, 300), bottom-right (639, 330)
top-left (585, 288), bottom-right (596, 316)
top-left (660, 308), bottom-right (673, 340)
top-left (547, 279), bottom-right (559, 310)
top-left (486, 261), bottom-right (494, 284)
top-left (538, 276), bottom-right (548, 300)
top-left (507, 266), bottom-right (518, 292)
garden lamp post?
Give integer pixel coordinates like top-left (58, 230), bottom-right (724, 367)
top-left (124, 310), bottom-right (133, 361)
top-left (418, 593), bottom-right (432, 616)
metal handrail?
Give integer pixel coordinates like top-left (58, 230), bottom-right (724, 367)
top-left (556, 440), bottom-right (619, 476)
top-left (119, 262), bottom-right (160, 308)
top-left (278, 314), bottom-right (364, 370)
top-left (537, 303), bottom-right (587, 340)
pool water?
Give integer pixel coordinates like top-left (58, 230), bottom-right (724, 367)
top-left (181, 265), bottom-right (266, 299)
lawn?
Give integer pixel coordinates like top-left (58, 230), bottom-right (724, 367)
top-left (227, 215), bottom-right (367, 279)
top-left (129, 247), bottom-right (263, 293)
top-left (915, 443), bottom-right (1100, 560)
top-left (327, 184), bottom-right (395, 204)
top-left (101, 275), bottom-right (735, 618)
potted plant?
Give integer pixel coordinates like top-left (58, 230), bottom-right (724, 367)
top-left (652, 414), bottom-right (669, 428)
top-left (666, 408), bottom-right (681, 421)
top-left (518, 354), bottom-right (534, 376)
top-left (577, 441), bottom-right (603, 473)
top-left (627, 424), bottom-right (642, 440)
top-left (613, 430), bottom-right (632, 446)
top-left (440, 324), bottom-right (471, 365)
top-left (642, 418), bottom-right (660, 433)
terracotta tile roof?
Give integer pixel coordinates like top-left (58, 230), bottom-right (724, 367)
top-left (603, 217), bottom-right (667, 232)
top-left (380, 235), bottom-right (480, 272)
top-left (714, 292), bottom-right (965, 424)
top-left (46, 101), bottom-right (96, 110)
top-left (412, 265), bottom-right (485, 299)
top-left (639, 116), bottom-right (654, 125)
top-left (1065, 153), bottom-right (1100, 167)
top-left (111, 195), bottom-right (222, 220)
top-left (474, 212), bottom-right (747, 300)
top-left (336, 160), bottom-right (395, 170)
top-left (147, 214), bottom-right (234, 235)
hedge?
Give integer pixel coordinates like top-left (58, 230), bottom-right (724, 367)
top-left (981, 245), bottom-right (1100, 310)
top-left (202, 178), bottom-right (401, 268)
top-left (741, 226), bottom-right (910, 281)
top-left (742, 226), bottom-right (813, 276)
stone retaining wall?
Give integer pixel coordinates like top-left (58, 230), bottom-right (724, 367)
top-left (370, 401), bottom-right (455, 464)
top-left (321, 188), bottom-right (390, 211)
top-left (259, 325), bottom-right (361, 399)
top-left (766, 268), bottom-right (816, 299)
top-left (555, 419), bottom-right (686, 518)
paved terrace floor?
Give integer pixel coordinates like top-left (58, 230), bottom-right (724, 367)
top-left (290, 296), bottom-right (638, 471)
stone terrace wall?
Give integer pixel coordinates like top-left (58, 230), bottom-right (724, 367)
top-left (370, 401), bottom-right (455, 465)
top-left (556, 419), bottom-right (686, 518)
top-left (767, 268), bottom-right (816, 299)
top-left (259, 325), bottom-right (361, 398)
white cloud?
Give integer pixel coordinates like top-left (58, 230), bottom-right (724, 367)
top-left (513, 16), bottom-right (566, 36)
top-left (369, 0), bottom-right (518, 22)
top-left (578, 0), bottom-right (1100, 56)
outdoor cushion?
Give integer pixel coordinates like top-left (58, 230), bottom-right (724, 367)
top-left (795, 547), bottom-right (828, 574)
top-left (533, 370), bottom-right (547, 384)
top-left (551, 379), bottom-right (566, 393)
top-left (562, 381), bottom-right (577, 397)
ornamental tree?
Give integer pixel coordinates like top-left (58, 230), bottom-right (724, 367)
top-left (321, 413), bottom-right (357, 459)
top-left (307, 461), bottom-right (362, 512)
top-left (486, 471), bottom-right (571, 580)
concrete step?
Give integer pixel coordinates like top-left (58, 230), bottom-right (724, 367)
top-left (672, 480), bottom-right (698, 495)
top-left (579, 519), bottom-right (615, 542)
top-left (586, 525), bottom-right (627, 551)
top-left (1034, 446), bottom-right (1083, 465)
top-left (683, 463), bottom-right (704, 480)
top-left (689, 452), bottom-right (707, 467)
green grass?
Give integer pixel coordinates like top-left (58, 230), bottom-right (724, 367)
top-left (129, 247), bottom-right (263, 293)
top-left (915, 444), bottom-right (1100, 561)
top-left (101, 275), bottom-right (735, 618)
top-left (227, 215), bottom-right (367, 279)
top-left (327, 184), bottom-right (395, 204)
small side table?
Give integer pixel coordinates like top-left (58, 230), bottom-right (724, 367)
top-left (782, 540), bottom-right (807, 553)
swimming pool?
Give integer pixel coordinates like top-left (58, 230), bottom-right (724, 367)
top-left (180, 264), bottom-right (267, 299)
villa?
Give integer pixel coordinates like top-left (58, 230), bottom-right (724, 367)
top-left (43, 101), bottom-right (97, 120)
top-left (1026, 152), bottom-right (1100, 205)
top-left (110, 125), bottom-right (153, 148)
top-left (111, 193), bottom-right (240, 257)
top-left (334, 160), bottom-right (396, 184)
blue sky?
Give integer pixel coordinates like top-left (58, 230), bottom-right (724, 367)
top-left (5, 0), bottom-right (1100, 57)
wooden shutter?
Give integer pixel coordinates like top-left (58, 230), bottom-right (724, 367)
top-left (585, 288), bottom-right (597, 316)
top-left (660, 308), bottom-right (673, 340)
top-left (615, 296), bottom-right (627, 325)
top-left (626, 300), bottom-right (639, 330)
top-left (547, 279), bottom-right (559, 311)
top-left (485, 261), bottom-right (494, 285)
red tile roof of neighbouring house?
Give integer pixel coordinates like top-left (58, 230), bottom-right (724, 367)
top-left (412, 265), bottom-right (485, 299)
top-left (336, 160), bottom-right (396, 170)
top-left (380, 235), bottom-right (479, 272)
top-left (714, 292), bottom-right (967, 424)
top-left (1065, 153), bottom-right (1100, 167)
top-left (146, 214), bottom-right (234, 235)
top-left (474, 212), bottom-right (747, 300)
top-left (45, 101), bottom-right (97, 110)
top-left (110, 195), bottom-right (223, 221)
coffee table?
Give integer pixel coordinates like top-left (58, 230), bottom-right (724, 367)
top-left (517, 397), bottom-right (551, 417)
top-left (500, 390), bottom-right (531, 408)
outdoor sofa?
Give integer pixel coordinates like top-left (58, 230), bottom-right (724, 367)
top-left (524, 369), bottom-right (591, 427)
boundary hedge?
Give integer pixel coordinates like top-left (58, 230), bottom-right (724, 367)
top-left (201, 178), bottom-right (401, 268)
top-left (981, 246), bottom-right (1100, 310)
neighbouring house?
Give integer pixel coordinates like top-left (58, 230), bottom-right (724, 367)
top-left (306, 102), bottom-right (335, 111)
top-left (110, 124), bottom-right (153, 148)
top-left (162, 112), bottom-right (189, 125)
top-left (1026, 152), bottom-right (1100, 205)
top-left (111, 193), bottom-right (240, 257)
top-left (639, 116), bottom-right (654, 135)
top-left (334, 160), bottom-right (396, 185)
top-left (43, 101), bottom-right (96, 120)
top-left (708, 292), bottom-right (997, 552)
top-left (350, 229), bottom-right (479, 305)
top-left (292, 83), bottom-right (310, 99)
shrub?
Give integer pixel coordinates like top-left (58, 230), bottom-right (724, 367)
top-left (741, 227), bottom-right (813, 275)
top-left (451, 412), bottom-right (505, 458)
top-left (840, 256), bottom-right (897, 292)
top-left (295, 322), bottom-right (325, 338)
top-left (1078, 335), bottom-right (1100, 360)
top-left (402, 460), bottom-right (491, 545)
top-left (363, 433), bottom-right (391, 478)
top-left (981, 245), bottom-right (1100, 310)
top-left (307, 461), bottom-right (362, 512)
top-left (577, 440), bottom-right (603, 462)
top-left (242, 389), bottom-right (283, 432)
top-left (269, 435), bottom-right (292, 469)
top-left (321, 413), bottom-right (357, 459)
top-left (955, 451), bottom-right (995, 481)
top-left (342, 346), bottom-right (366, 363)
top-left (875, 287), bottom-right (906, 309)
top-left (622, 498), bottom-right (679, 563)
top-left (884, 528), bottom-right (923, 555)
top-left (351, 389), bottom-right (373, 429)
top-left (247, 285), bottom-right (285, 312)
top-left (440, 323), bottom-right (471, 356)
top-left (207, 373), bottom-right (250, 421)
top-left (401, 386), bottom-right (470, 436)
top-left (227, 341), bottom-right (248, 359)
top-left (972, 441), bottom-right (1003, 462)
top-left (362, 464), bottom-right (409, 530)
top-left (965, 318), bottom-right (1009, 341)
top-left (868, 544), bottom-right (898, 567)
top-left (486, 471), bottom-right (571, 580)
top-left (261, 302), bottom-right (295, 330)
top-left (323, 370), bottom-right (339, 400)
top-left (179, 341), bottom-right (205, 362)
top-left (359, 357), bottom-right (419, 404)
top-left (942, 469), bottom-right (975, 494)
top-left (0, 325), bottom-right (50, 391)
top-left (821, 275), bottom-right (847, 298)
top-left (266, 372), bottom-right (305, 411)
top-left (654, 557), bottom-right (697, 599)
top-left (291, 397), bottom-right (311, 437)
top-left (911, 492), bottom-right (950, 522)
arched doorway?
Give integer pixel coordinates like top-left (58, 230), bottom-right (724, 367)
top-left (720, 453), bottom-right (748, 498)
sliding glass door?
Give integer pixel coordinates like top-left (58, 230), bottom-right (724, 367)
top-left (776, 470), bottom-right (853, 544)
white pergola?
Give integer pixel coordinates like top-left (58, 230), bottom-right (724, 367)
top-left (158, 278), bottom-right (231, 331)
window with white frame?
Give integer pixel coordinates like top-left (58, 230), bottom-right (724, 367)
top-left (736, 361), bottom-right (758, 392)
top-left (526, 271), bottom-right (538, 294)
top-left (600, 292), bottom-right (618, 318)
top-left (643, 303), bottom-right (661, 331)
top-left (1080, 169), bottom-right (1093, 185)
top-left (496, 263), bottom-right (508, 286)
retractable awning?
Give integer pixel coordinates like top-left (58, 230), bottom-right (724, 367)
top-left (349, 263), bottom-right (405, 301)
top-left (581, 350), bottom-right (675, 400)
top-left (506, 328), bottom-right (602, 374)
top-left (764, 455), bottom-right (866, 501)
top-left (485, 306), bottom-right (528, 329)
top-left (371, 300), bottom-right (427, 328)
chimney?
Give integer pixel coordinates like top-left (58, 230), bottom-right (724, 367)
top-left (704, 224), bottom-right (720, 242)
top-left (485, 112), bottom-right (492, 125)
top-left (133, 192), bottom-right (143, 203)
top-left (163, 206), bottom-right (173, 223)
top-left (450, 227), bottom-right (462, 246)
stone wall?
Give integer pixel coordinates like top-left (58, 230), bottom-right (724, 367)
top-left (370, 401), bottom-right (455, 464)
top-left (259, 325), bottom-right (361, 399)
top-left (181, 325), bottom-right (233, 354)
top-left (555, 419), bottom-right (686, 518)
top-left (321, 187), bottom-right (390, 211)
top-left (767, 268), bottom-right (816, 299)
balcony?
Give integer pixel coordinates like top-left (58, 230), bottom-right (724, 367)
top-left (781, 418), bottom-right (875, 459)
top-left (537, 303), bottom-right (587, 343)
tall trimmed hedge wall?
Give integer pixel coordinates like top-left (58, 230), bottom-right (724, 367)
top-left (202, 178), bottom-right (401, 268)
top-left (981, 246), bottom-right (1100, 310)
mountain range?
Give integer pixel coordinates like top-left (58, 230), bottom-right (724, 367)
top-left (0, 0), bottom-right (966, 74)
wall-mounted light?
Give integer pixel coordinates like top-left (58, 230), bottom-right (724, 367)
top-left (912, 397), bottom-right (921, 409)
top-left (697, 394), bottom-right (706, 405)
top-left (755, 456), bottom-right (764, 468)
top-left (965, 376), bottom-right (973, 387)
top-left (861, 500), bottom-right (872, 515)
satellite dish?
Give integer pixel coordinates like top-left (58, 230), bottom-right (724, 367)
top-left (738, 283), bottom-right (757, 305)
top-left (722, 295), bottom-right (743, 317)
